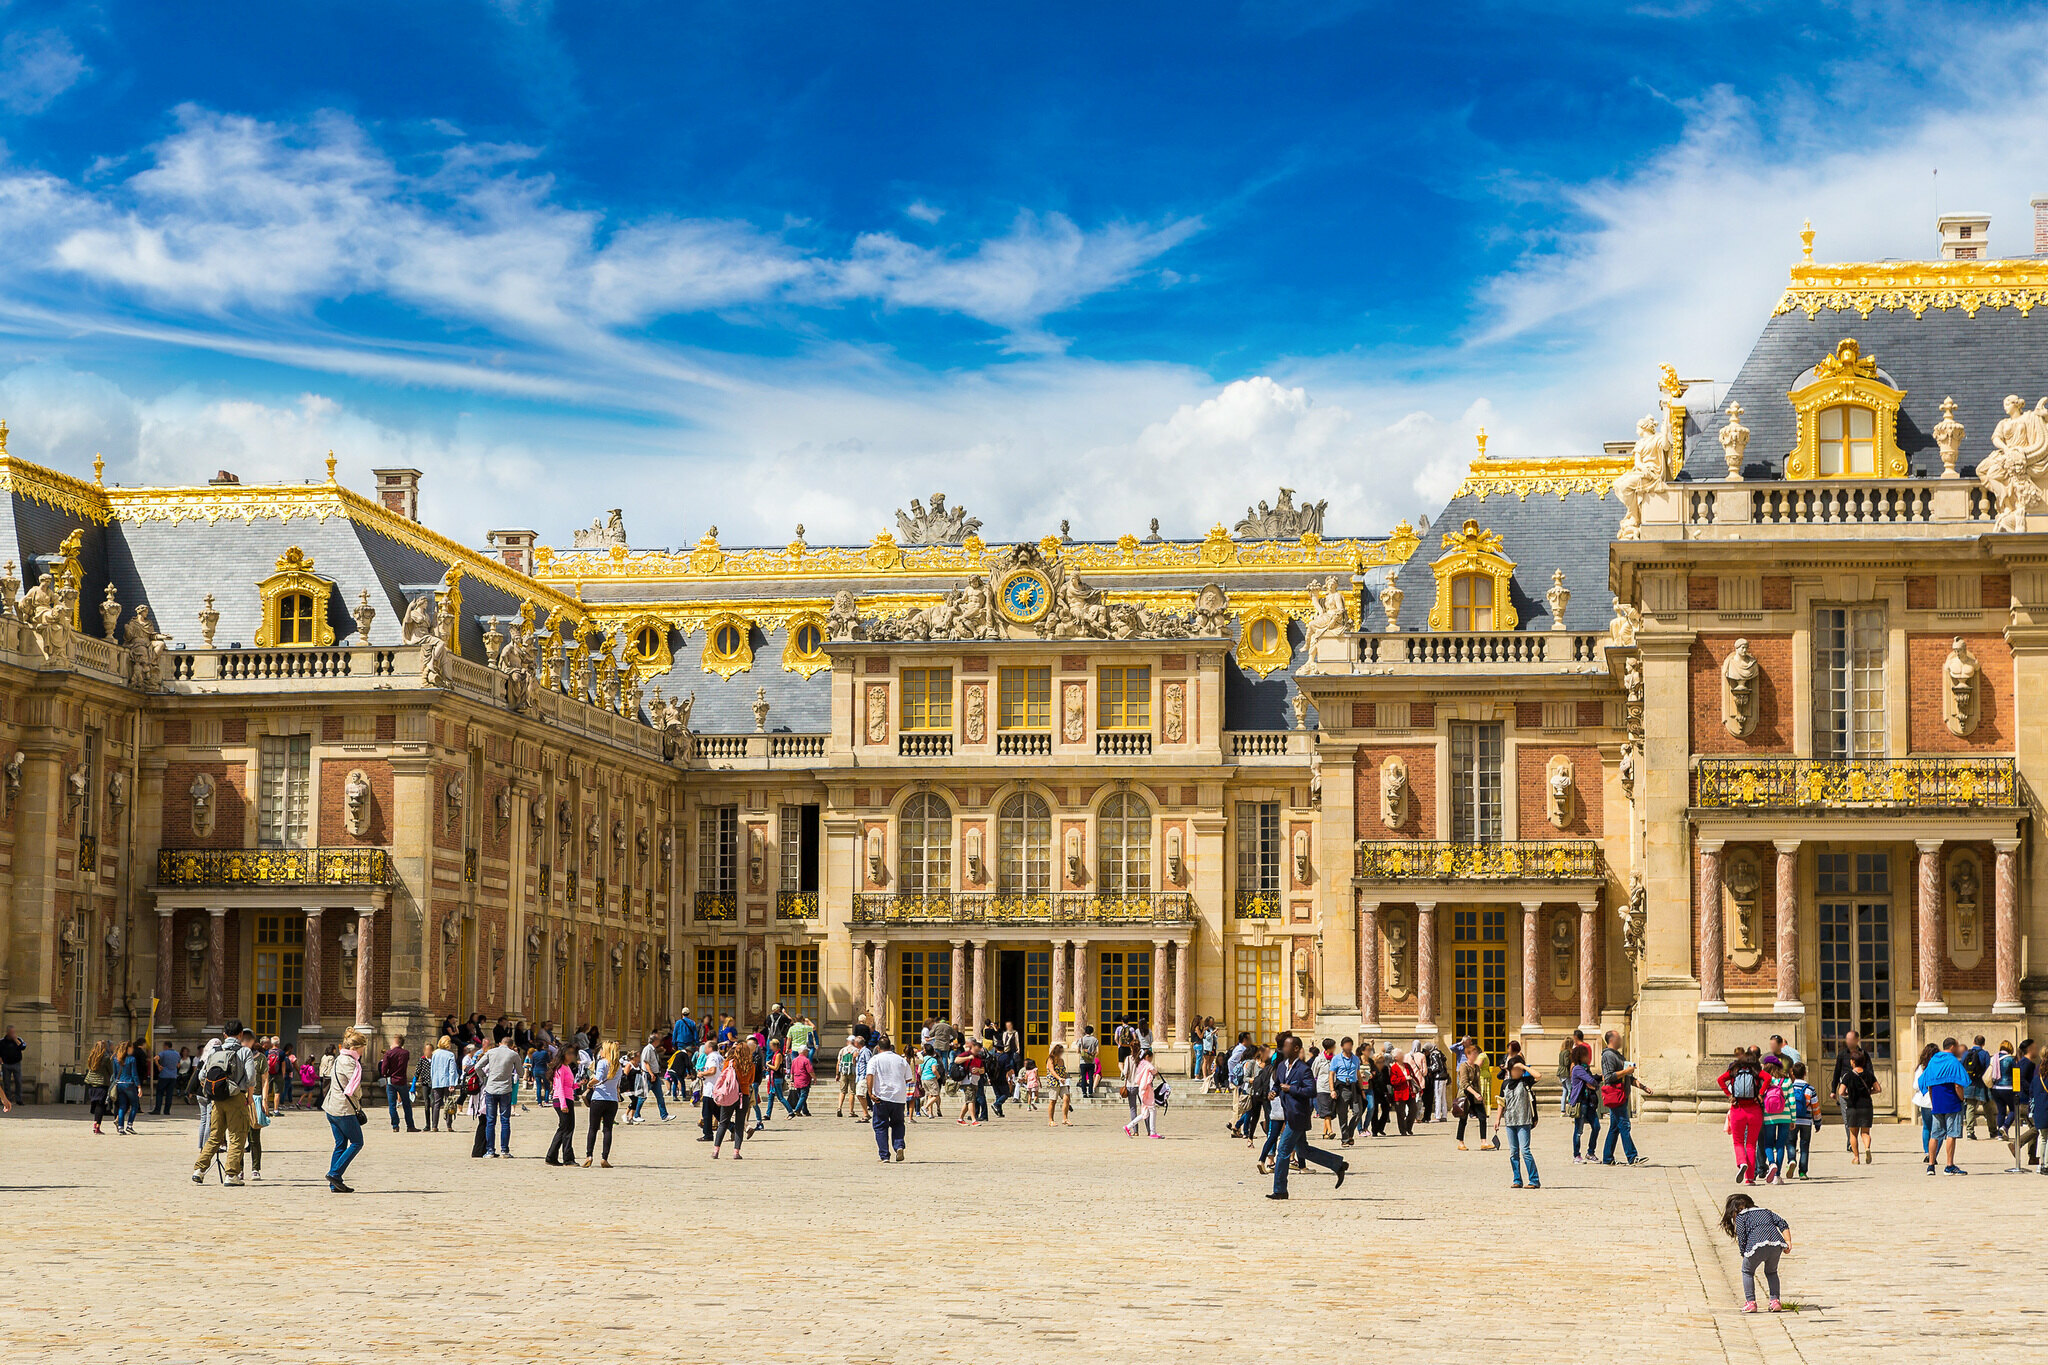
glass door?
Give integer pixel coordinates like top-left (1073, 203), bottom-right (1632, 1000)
top-left (1816, 852), bottom-right (1894, 1113)
top-left (1234, 944), bottom-right (1282, 1046)
top-left (1453, 909), bottom-right (1507, 1082)
top-left (252, 913), bottom-right (305, 1045)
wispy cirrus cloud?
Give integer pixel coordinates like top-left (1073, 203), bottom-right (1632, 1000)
top-left (0, 29), bottom-right (88, 115)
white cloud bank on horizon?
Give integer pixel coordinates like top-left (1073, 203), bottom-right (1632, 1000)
top-left (6, 18), bottom-right (2048, 547)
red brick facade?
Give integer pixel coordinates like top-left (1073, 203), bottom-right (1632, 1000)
top-left (1690, 634), bottom-right (1793, 753)
top-left (1907, 633), bottom-right (2012, 752)
top-left (1353, 744), bottom-right (1435, 839)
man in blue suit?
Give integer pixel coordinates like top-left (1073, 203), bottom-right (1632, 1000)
top-left (1268, 1035), bottom-right (1349, 1199)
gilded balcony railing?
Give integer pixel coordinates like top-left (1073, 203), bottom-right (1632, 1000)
top-left (1233, 889), bottom-right (1281, 919)
top-left (694, 890), bottom-right (738, 921)
top-left (1694, 756), bottom-right (2021, 810)
top-left (156, 847), bottom-right (391, 887)
top-left (850, 892), bottom-right (1195, 925)
top-left (1353, 840), bottom-right (1603, 882)
top-left (776, 890), bottom-right (819, 920)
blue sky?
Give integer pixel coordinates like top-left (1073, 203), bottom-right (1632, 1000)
top-left (0, 0), bottom-right (2043, 545)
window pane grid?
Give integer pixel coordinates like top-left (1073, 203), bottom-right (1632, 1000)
top-left (998, 667), bottom-right (1051, 730)
top-left (898, 792), bottom-right (953, 894)
top-left (1235, 801), bottom-right (1280, 892)
top-left (997, 793), bottom-right (1051, 895)
top-left (900, 669), bottom-right (953, 731)
top-left (1097, 666), bottom-right (1151, 729)
top-left (695, 946), bottom-right (737, 1025)
top-left (1449, 722), bottom-right (1503, 843)
top-left (1096, 792), bottom-right (1152, 895)
top-left (1234, 945), bottom-right (1281, 1043)
top-left (698, 805), bottom-right (738, 892)
top-left (257, 735), bottom-right (311, 848)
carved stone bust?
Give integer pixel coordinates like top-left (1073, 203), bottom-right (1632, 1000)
top-left (1944, 636), bottom-right (1981, 737)
top-left (1379, 755), bottom-right (1409, 830)
top-left (1721, 638), bottom-right (1760, 738)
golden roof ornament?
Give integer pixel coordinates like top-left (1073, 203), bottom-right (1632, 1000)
top-left (1800, 219), bottom-right (1815, 262)
top-left (93, 453), bottom-right (104, 487)
top-left (1475, 428), bottom-right (1488, 459)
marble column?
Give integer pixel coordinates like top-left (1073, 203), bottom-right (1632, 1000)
top-left (1151, 940), bottom-right (1168, 1040)
top-left (1995, 839), bottom-right (2023, 1012)
top-left (1697, 841), bottom-right (1725, 1010)
top-left (1072, 942), bottom-right (1089, 1038)
top-left (205, 907), bottom-right (228, 1029)
top-left (1577, 899), bottom-right (1600, 1030)
top-left (1520, 901), bottom-right (1543, 1033)
top-left (302, 908), bottom-right (324, 1033)
top-left (353, 907), bottom-right (376, 1030)
top-left (853, 942), bottom-right (870, 1023)
top-left (1773, 841), bottom-right (1800, 1009)
top-left (1916, 840), bottom-right (1945, 1012)
top-left (1049, 940), bottom-right (1068, 1046)
top-left (971, 940), bottom-right (988, 1035)
top-left (154, 907), bottom-right (175, 1014)
top-left (1357, 899), bottom-right (1379, 1027)
top-left (1172, 941), bottom-right (1190, 1046)
top-left (872, 939), bottom-right (889, 1029)
top-left (949, 940), bottom-right (966, 1025)
top-left (1415, 903), bottom-right (1437, 1031)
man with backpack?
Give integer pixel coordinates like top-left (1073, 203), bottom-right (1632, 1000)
top-left (1963, 1035), bottom-right (1997, 1139)
top-left (192, 1024), bottom-right (260, 1186)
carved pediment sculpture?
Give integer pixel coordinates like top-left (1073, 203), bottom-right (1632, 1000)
top-left (1979, 394), bottom-right (2048, 532)
top-left (572, 509), bottom-right (627, 550)
top-left (1385, 917), bottom-right (1411, 995)
top-left (1234, 487), bottom-right (1327, 540)
top-left (526, 922), bottom-right (543, 962)
top-left (556, 799), bottom-right (573, 845)
top-left (1721, 638), bottom-right (1761, 738)
top-left (189, 771), bottom-right (216, 838)
top-left (1623, 872), bottom-right (1648, 968)
top-left (344, 769), bottom-right (372, 837)
top-left (1379, 755), bottom-right (1409, 830)
top-left (122, 605), bottom-right (172, 690)
top-left (1301, 575), bottom-right (1351, 661)
top-left (1607, 599), bottom-right (1641, 648)
top-left (1726, 852), bottom-right (1762, 969)
top-left (1191, 583), bottom-right (1231, 637)
top-left (183, 920), bottom-right (208, 989)
top-left (400, 593), bottom-right (434, 645)
top-left (1546, 755), bottom-right (1574, 829)
top-left (1944, 636), bottom-right (1981, 737)
top-left (826, 590), bottom-right (864, 641)
top-left (893, 493), bottom-right (982, 546)
top-left (1550, 917), bottom-right (1575, 990)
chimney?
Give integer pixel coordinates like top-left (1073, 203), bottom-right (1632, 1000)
top-left (487, 528), bottom-right (538, 576)
top-left (372, 467), bottom-right (422, 520)
top-left (208, 470), bottom-right (240, 485)
top-left (2033, 197), bottom-right (2048, 257)
top-left (1937, 212), bottom-right (1991, 260)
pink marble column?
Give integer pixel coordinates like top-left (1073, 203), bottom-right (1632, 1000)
top-left (1520, 901), bottom-right (1543, 1032)
top-left (971, 940), bottom-right (988, 1035)
top-left (872, 940), bottom-right (889, 1029)
top-left (1773, 841), bottom-right (1800, 1007)
top-left (1697, 841), bottom-right (1724, 1008)
top-left (155, 908), bottom-right (175, 1013)
top-left (1151, 940), bottom-right (1168, 1040)
top-left (1357, 899), bottom-right (1380, 1027)
top-left (1072, 943), bottom-right (1089, 1037)
top-left (1415, 903), bottom-right (1437, 1030)
top-left (353, 907), bottom-right (376, 1029)
top-left (205, 908), bottom-right (227, 1028)
top-left (853, 942), bottom-right (870, 1021)
top-left (302, 908), bottom-right (324, 1033)
top-left (1173, 940), bottom-right (1189, 1045)
top-left (950, 940), bottom-right (966, 1024)
top-left (1916, 840), bottom-right (1944, 1010)
top-left (1050, 941), bottom-right (1068, 1046)
top-left (1577, 900), bottom-right (1600, 1030)
top-left (1995, 840), bottom-right (2023, 1011)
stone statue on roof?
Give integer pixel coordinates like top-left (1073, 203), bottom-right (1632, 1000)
top-left (1980, 394), bottom-right (2048, 532)
top-left (572, 509), bottom-right (627, 550)
top-left (1234, 487), bottom-right (1327, 540)
top-left (1613, 412), bottom-right (1669, 541)
top-left (894, 493), bottom-right (981, 546)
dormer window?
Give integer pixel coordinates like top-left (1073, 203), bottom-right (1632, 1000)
top-left (634, 625), bottom-right (661, 658)
top-left (277, 592), bottom-right (316, 644)
top-left (254, 546), bottom-right (337, 648)
top-left (1816, 404), bottom-right (1877, 475)
top-left (1449, 572), bottom-right (1495, 631)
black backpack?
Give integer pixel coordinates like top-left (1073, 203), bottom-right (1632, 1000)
top-left (201, 1043), bottom-right (246, 1103)
top-left (947, 1060), bottom-right (968, 1084)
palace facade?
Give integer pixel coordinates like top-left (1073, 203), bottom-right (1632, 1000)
top-left (3, 218), bottom-right (2046, 1118)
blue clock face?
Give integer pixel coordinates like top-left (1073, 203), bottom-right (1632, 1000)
top-left (1000, 571), bottom-right (1049, 622)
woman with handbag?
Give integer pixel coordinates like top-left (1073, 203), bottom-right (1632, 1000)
top-left (544, 1045), bottom-right (579, 1167)
top-left (1123, 1045), bottom-right (1162, 1138)
top-left (1568, 1044), bottom-right (1603, 1163)
top-left (1455, 1050), bottom-right (1494, 1150)
top-left (323, 1029), bottom-right (369, 1193)
top-left (708, 1042), bottom-right (747, 1158)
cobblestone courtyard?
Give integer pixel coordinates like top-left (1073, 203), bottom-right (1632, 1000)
top-left (3, 1098), bottom-right (2040, 1363)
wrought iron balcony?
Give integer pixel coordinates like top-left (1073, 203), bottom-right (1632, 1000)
top-left (157, 847), bottom-right (391, 888)
top-left (850, 891), bottom-right (1196, 926)
top-left (694, 890), bottom-right (738, 921)
top-left (1354, 840), bottom-right (1603, 882)
top-left (1233, 890), bottom-right (1281, 919)
top-left (1694, 756), bottom-right (2021, 810)
top-left (776, 890), bottom-right (820, 920)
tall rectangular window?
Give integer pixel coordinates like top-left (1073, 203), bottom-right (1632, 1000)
top-left (1097, 666), bottom-right (1151, 729)
top-left (1098, 950), bottom-right (1151, 1033)
top-left (257, 734), bottom-right (312, 848)
top-left (1814, 607), bottom-right (1886, 759)
top-left (900, 668), bottom-right (953, 731)
top-left (1234, 944), bottom-right (1282, 1043)
top-left (1449, 722), bottom-right (1504, 843)
top-left (80, 731), bottom-right (98, 838)
top-left (779, 804), bottom-right (819, 891)
top-left (695, 945), bottom-right (737, 1026)
top-left (1235, 801), bottom-right (1281, 892)
top-left (697, 804), bottom-right (738, 892)
top-left (1816, 851), bottom-right (1892, 1062)
top-left (998, 666), bottom-right (1051, 730)
top-left (778, 944), bottom-right (820, 1023)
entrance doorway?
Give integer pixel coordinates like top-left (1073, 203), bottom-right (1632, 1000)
top-left (995, 949), bottom-right (1051, 1063)
top-left (1816, 851), bottom-right (1894, 1112)
top-left (1452, 909), bottom-right (1507, 1064)
top-left (252, 913), bottom-right (305, 1046)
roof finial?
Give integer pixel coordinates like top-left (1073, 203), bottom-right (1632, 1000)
top-left (1800, 218), bottom-right (1815, 262)
top-left (1475, 427), bottom-right (1488, 459)
top-left (92, 452), bottom-right (104, 486)
top-left (325, 450), bottom-right (337, 485)
top-left (0, 420), bottom-right (9, 454)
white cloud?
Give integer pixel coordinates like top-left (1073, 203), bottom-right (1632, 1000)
top-left (0, 30), bottom-right (88, 115)
top-left (903, 200), bottom-right (944, 225)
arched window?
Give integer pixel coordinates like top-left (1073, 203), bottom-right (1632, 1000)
top-left (714, 623), bottom-right (743, 656)
top-left (897, 793), bottom-right (952, 895)
top-left (793, 622), bottom-right (822, 656)
top-left (1097, 792), bottom-right (1152, 896)
top-left (634, 625), bottom-right (662, 658)
top-left (1245, 618), bottom-right (1279, 655)
top-left (997, 792), bottom-right (1051, 895)
top-left (1449, 572), bottom-right (1493, 631)
top-left (1816, 403), bottom-right (1876, 476)
top-left (278, 592), bottom-right (315, 645)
